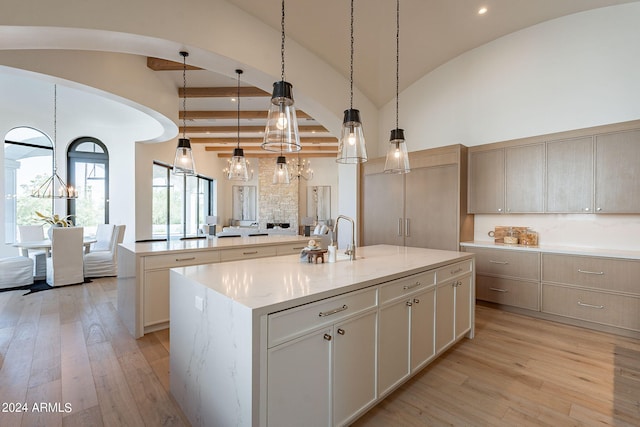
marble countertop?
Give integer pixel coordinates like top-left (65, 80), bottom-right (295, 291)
top-left (119, 234), bottom-right (310, 256)
top-left (460, 241), bottom-right (640, 260)
top-left (171, 244), bottom-right (473, 314)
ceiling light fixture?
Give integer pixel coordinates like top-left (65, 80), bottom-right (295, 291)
top-left (337, 0), bottom-right (367, 164)
top-left (227, 69), bottom-right (252, 181)
top-left (290, 156), bottom-right (313, 181)
top-left (384, 0), bottom-right (411, 174)
top-left (478, 7), bottom-right (488, 15)
top-left (262, 0), bottom-right (301, 153)
top-left (31, 84), bottom-right (78, 199)
top-left (173, 50), bottom-right (196, 176)
top-left (273, 155), bottom-right (291, 184)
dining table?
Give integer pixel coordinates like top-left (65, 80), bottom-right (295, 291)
top-left (14, 237), bottom-right (98, 256)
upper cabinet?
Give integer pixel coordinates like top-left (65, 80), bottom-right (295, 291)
top-left (468, 143), bottom-right (544, 214)
top-left (468, 121), bottom-right (640, 215)
top-left (595, 129), bottom-right (640, 213)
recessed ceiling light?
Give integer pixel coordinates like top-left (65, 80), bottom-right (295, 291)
top-left (231, 97), bottom-right (237, 102)
top-left (478, 6), bottom-right (488, 15)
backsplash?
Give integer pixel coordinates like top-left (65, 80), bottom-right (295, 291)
top-left (473, 214), bottom-right (640, 251)
top-left (257, 158), bottom-right (299, 231)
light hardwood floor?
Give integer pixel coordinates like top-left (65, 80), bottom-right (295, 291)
top-left (0, 277), bottom-right (638, 426)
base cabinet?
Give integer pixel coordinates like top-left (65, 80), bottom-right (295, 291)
top-left (436, 274), bottom-right (472, 354)
top-left (267, 309), bottom-right (377, 427)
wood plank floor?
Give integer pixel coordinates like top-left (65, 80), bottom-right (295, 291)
top-left (0, 277), bottom-right (638, 426)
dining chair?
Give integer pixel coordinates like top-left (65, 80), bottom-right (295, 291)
top-left (91, 223), bottom-right (115, 252)
top-left (84, 225), bottom-right (126, 278)
top-left (18, 224), bottom-right (47, 280)
top-left (46, 227), bottom-right (85, 287)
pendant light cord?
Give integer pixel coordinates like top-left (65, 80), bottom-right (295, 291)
top-left (53, 84), bottom-right (57, 172)
top-left (182, 52), bottom-right (188, 139)
top-left (236, 70), bottom-right (241, 149)
top-left (350, 0), bottom-right (354, 110)
top-left (281, 0), bottom-right (286, 81)
top-left (395, 0), bottom-right (400, 130)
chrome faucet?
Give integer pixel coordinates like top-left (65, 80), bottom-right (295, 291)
top-left (334, 215), bottom-right (356, 261)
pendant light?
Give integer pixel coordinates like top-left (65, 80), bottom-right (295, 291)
top-left (227, 69), bottom-right (251, 181)
top-left (272, 155), bottom-right (291, 184)
top-left (384, 0), bottom-right (410, 174)
top-left (337, 0), bottom-right (367, 164)
top-left (173, 50), bottom-right (196, 176)
top-left (262, 0), bottom-right (301, 153)
top-left (31, 84), bottom-right (78, 199)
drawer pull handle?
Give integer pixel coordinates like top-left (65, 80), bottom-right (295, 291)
top-left (243, 251), bottom-right (259, 255)
top-left (323, 333), bottom-right (332, 341)
top-left (578, 301), bottom-right (605, 309)
top-left (175, 257), bottom-right (196, 262)
top-left (292, 247), bottom-right (305, 250)
top-left (450, 267), bottom-right (463, 274)
top-left (489, 287), bottom-right (508, 293)
top-left (489, 260), bottom-right (508, 265)
top-left (319, 304), bottom-right (348, 317)
top-left (403, 281), bottom-right (422, 290)
top-left (337, 328), bottom-right (345, 335)
top-left (578, 269), bottom-right (604, 276)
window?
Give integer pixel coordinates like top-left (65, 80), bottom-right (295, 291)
top-left (4, 127), bottom-right (53, 244)
top-left (152, 162), bottom-right (215, 240)
top-left (67, 137), bottom-right (109, 237)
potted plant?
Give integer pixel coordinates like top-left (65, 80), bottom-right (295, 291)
top-left (35, 211), bottom-right (74, 239)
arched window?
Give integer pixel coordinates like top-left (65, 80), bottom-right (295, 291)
top-left (67, 137), bottom-right (109, 235)
top-left (3, 127), bottom-right (53, 244)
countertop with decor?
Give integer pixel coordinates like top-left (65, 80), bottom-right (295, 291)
top-left (460, 241), bottom-right (640, 260)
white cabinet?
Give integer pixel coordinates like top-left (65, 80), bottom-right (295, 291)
top-left (378, 272), bottom-right (436, 397)
top-left (267, 288), bottom-right (378, 427)
top-left (435, 270), bottom-right (473, 354)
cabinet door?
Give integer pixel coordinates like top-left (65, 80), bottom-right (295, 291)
top-left (378, 299), bottom-right (410, 397)
top-left (505, 144), bottom-right (545, 213)
top-left (435, 280), bottom-right (455, 354)
top-left (144, 270), bottom-right (170, 327)
top-left (546, 137), bottom-right (594, 213)
top-left (455, 275), bottom-right (472, 340)
top-left (333, 310), bottom-right (378, 427)
top-left (267, 328), bottom-right (332, 427)
top-left (362, 172), bottom-right (405, 246)
top-left (468, 149), bottom-right (505, 213)
top-left (405, 164), bottom-right (459, 251)
top-left (410, 287), bottom-right (436, 372)
top-left (596, 130), bottom-right (640, 213)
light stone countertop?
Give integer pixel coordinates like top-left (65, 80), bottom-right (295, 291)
top-left (170, 244), bottom-right (473, 314)
top-left (119, 234), bottom-right (310, 256)
top-left (460, 241), bottom-right (640, 260)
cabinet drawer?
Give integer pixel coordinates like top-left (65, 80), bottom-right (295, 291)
top-left (379, 271), bottom-right (436, 304)
top-left (542, 254), bottom-right (640, 294)
top-left (220, 245), bottom-right (277, 262)
top-left (476, 275), bottom-right (539, 311)
top-left (144, 250), bottom-right (220, 270)
top-left (275, 243), bottom-right (308, 256)
top-left (435, 259), bottom-right (473, 284)
top-left (470, 247), bottom-right (539, 280)
top-left (542, 284), bottom-right (640, 332)
top-left (268, 287), bottom-right (377, 348)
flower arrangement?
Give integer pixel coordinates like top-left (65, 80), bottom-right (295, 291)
top-left (35, 211), bottom-right (74, 227)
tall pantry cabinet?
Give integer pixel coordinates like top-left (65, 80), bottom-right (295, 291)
top-left (360, 144), bottom-right (473, 251)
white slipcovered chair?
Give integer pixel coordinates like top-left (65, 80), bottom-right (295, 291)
top-left (18, 225), bottom-right (47, 280)
top-left (84, 225), bottom-right (126, 278)
top-left (0, 256), bottom-right (34, 289)
top-left (46, 227), bottom-right (85, 287)
top-left (91, 223), bottom-right (115, 252)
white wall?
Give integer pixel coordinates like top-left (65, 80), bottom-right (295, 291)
top-left (378, 3), bottom-right (640, 252)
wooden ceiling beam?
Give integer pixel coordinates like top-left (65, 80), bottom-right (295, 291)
top-left (204, 145), bottom-right (338, 152)
top-left (147, 57), bottom-right (203, 71)
top-left (180, 110), bottom-right (311, 120)
top-left (182, 125), bottom-right (328, 133)
top-left (212, 150), bottom-right (338, 158)
top-left (190, 137), bottom-right (337, 144)
top-left (179, 87), bottom-right (269, 98)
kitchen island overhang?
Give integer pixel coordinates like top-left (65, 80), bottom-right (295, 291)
top-left (169, 244), bottom-right (475, 426)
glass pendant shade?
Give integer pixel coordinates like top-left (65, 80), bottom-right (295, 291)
top-left (173, 138), bottom-right (196, 175)
top-left (337, 109), bottom-right (367, 164)
top-left (384, 129), bottom-right (410, 174)
top-left (262, 81), bottom-right (301, 153)
top-left (272, 155), bottom-right (291, 184)
top-left (227, 148), bottom-right (250, 181)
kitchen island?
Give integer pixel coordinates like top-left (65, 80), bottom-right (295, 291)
top-left (169, 244), bottom-right (475, 426)
top-left (117, 234), bottom-right (309, 338)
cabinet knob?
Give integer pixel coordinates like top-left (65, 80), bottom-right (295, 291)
top-left (337, 328), bottom-right (345, 335)
top-left (413, 298), bottom-right (420, 304)
top-left (584, 207), bottom-right (590, 211)
top-left (405, 301), bottom-right (413, 307)
top-left (323, 333), bottom-right (332, 341)
top-left (596, 207), bottom-right (602, 212)
top-left (497, 208), bottom-right (503, 212)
